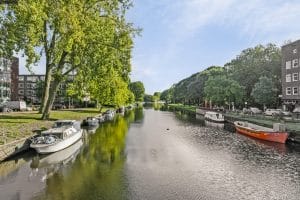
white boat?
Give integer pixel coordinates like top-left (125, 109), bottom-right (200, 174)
top-left (204, 111), bottom-right (224, 123)
top-left (32, 139), bottom-right (83, 168)
top-left (30, 120), bottom-right (83, 154)
top-left (103, 110), bottom-right (115, 121)
top-left (82, 117), bottom-right (99, 126)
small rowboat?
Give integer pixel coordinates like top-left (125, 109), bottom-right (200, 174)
top-left (234, 121), bottom-right (288, 143)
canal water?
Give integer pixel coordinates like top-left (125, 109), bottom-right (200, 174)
top-left (0, 108), bottom-right (299, 200)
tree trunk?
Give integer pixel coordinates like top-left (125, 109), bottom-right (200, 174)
top-left (39, 66), bottom-right (52, 113)
top-left (41, 80), bottom-right (60, 120)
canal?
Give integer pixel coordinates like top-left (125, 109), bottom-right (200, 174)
top-left (0, 108), bottom-right (299, 200)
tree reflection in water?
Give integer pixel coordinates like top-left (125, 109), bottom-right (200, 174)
top-left (33, 109), bottom-right (141, 200)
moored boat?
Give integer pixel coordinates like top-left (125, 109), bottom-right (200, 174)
top-left (82, 117), bottom-right (99, 127)
top-left (30, 120), bottom-right (83, 154)
top-left (204, 111), bottom-right (224, 123)
top-left (234, 121), bottom-right (288, 143)
top-left (103, 109), bottom-right (115, 121)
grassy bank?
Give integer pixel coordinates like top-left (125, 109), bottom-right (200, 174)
top-left (167, 104), bottom-right (196, 114)
top-left (0, 108), bottom-right (105, 145)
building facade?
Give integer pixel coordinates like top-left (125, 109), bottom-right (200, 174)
top-left (282, 40), bottom-right (300, 110)
top-left (0, 57), bottom-right (19, 103)
top-left (18, 74), bottom-right (75, 105)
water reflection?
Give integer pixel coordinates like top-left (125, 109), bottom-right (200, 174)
top-left (0, 108), bottom-right (299, 200)
top-left (33, 114), bottom-right (134, 200)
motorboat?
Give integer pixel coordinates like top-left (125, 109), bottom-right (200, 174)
top-left (103, 110), bottom-right (115, 121)
top-left (30, 120), bottom-right (83, 154)
top-left (82, 117), bottom-right (99, 127)
top-left (204, 111), bottom-right (224, 123)
top-left (234, 121), bottom-right (288, 143)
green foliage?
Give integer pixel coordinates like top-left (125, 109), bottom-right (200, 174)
top-left (129, 81), bottom-right (145, 102)
top-left (0, 0), bottom-right (137, 119)
top-left (226, 44), bottom-right (281, 103)
top-left (251, 76), bottom-right (278, 107)
top-left (143, 94), bottom-right (153, 102)
top-left (204, 75), bottom-right (244, 106)
top-left (152, 92), bottom-right (161, 102)
top-left (35, 80), bottom-right (44, 100)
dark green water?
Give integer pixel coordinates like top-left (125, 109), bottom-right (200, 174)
top-left (0, 108), bottom-right (299, 200)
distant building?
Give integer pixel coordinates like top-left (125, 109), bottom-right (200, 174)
top-left (18, 74), bottom-right (75, 105)
top-left (18, 74), bottom-right (45, 104)
top-left (0, 57), bottom-right (19, 103)
top-left (281, 40), bottom-right (300, 110)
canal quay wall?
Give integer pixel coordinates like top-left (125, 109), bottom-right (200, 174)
top-left (0, 137), bottom-right (31, 161)
top-left (167, 105), bottom-right (300, 143)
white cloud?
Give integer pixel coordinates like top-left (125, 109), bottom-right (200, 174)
top-left (162, 0), bottom-right (300, 43)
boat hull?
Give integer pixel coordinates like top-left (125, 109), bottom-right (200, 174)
top-left (30, 130), bottom-right (83, 154)
top-left (234, 122), bottom-right (288, 143)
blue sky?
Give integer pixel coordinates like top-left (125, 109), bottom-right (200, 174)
top-left (19, 0), bottom-right (300, 94)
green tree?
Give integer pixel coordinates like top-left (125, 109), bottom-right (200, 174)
top-left (1, 0), bottom-right (135, 119)
top-left (143, 94), bottom-right (153, 102)
top-left (226, 44), bottom-right (281, 104)
top-left (204, 75), bottom-right (244, 107)
top-left (129, 81), bottom-right (145, 102)
top-left (251, 76), bottom-right (278, 108)
top-left (152, 92), bottom-right (161, 102)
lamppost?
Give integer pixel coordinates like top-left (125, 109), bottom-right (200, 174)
top-left (245, 101), bottom-right (247, 108)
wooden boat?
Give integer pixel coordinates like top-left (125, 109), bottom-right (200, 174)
top-left (204, 111), bottom-right (224, 123)
top-left (234, 121), bottom-right (288, 143)
top-left (30, 120), bottom-right (83, 154)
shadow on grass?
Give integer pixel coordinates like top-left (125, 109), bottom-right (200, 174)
top-left (0, 115), bottom-right (41, 121)
top-left (61, 109), bottom-right (100, 114)
top-left (0, 121), bottom-right (29, 124)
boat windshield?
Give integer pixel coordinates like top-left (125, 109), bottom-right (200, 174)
top-left (53, 121), bottom-right (73, 128)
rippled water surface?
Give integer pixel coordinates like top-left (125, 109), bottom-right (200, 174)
top-left (0, 108), bottom-right (299, 200)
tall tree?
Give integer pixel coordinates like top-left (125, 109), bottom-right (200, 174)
top-left (129, 81), bottom-right (145, 102)
top-left (251, 76), bottom-right (278, 108)
top-left (0, 0), bottom-right (135, 119)
top-left (225, 44), bottom-right (281, 103)
top-left (204, 75), bottom-right (244, 107)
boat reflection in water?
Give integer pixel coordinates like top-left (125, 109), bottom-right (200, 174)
top-left (204, 120), bottom-right (224, 129)
top-left (29, 139), bottom-right (83, 182)
top-left (85, 125), bottom-right (99, 134)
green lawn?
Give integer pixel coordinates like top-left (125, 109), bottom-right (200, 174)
top-left (0, 108), bottom-right (105, 145)
top-left (168, 104), bottom-right (196, 113)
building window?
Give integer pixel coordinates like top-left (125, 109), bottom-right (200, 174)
top-left (286, 61), bottom-right (291, 69)
top-left (18, 83), bottom-right (24, 88)
top-left (293, 73), bottom-right (298, 81)
top-left (292, 59), bottom-right (298, 68)
top-left (286, 74), bottom-right (291, 82)
top-left (286, 87), bottom-right (292, 95)
top-left (18, 90), bottom-right (24, 95)
top-left (293, 87), bottom-right (298, 95)
top-left (18, 76), bottom-right (24, 81)
top-left (293, 49), bottom-right (297, 54)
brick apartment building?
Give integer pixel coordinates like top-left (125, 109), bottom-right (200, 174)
top-left (281, 40), bottom-right (300, 110)
top-left (0, 57), bottom-right (19, 103)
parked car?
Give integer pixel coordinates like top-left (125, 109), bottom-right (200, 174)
top-left (1, 101), bottom-right (27, 111)
top-left (264, 109), bottom-right (281, 116)
top-left (249, 107), bottom-right (262, 114)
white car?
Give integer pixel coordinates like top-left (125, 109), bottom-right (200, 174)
top-left (264, 109), bottom-right (281, 116)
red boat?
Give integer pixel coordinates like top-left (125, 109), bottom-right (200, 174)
top-left (234, 121), bottom-right (288, 144)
